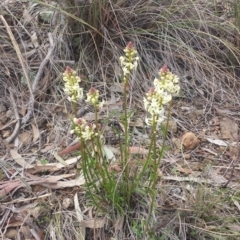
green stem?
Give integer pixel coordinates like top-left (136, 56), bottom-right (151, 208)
top-left (123, 73), bottom-right (131, 203)
top-left (145, 115), bottom-right (157, 233)
top-left (80, 138), bottom-right (105, 212)
top-left (146, 102), bottom-right (173, 233)
top-left (94, 105), bottom-right (113, 188)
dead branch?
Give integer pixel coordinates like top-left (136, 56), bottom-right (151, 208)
top-left (6, 89), bottom-right (21, 143)
top-left (22, 32), bottom-right (55, 124)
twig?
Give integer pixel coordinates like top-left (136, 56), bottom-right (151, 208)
top-left (22, 33), bottom-right (55, 124)
top-left (29, 229), bottom-right (40, 240)
top-left (222, 138), bottom-right (240, 188)
top-left (0, 15), bottom-right (34, 101)
top-left (1, 15), bottom-right (55, 141)
top-left (6, 89), bottom-right (21, 143)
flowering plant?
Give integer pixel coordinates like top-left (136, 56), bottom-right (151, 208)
top-left (61, 42), bottom-right (180, 232)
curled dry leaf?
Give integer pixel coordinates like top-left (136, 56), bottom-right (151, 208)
top-left (31, 123), bottom-right (39, 142)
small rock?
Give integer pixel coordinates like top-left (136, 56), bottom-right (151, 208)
top-left (181, 132), bottom-right (199, 150)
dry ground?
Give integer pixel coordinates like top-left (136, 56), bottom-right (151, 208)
top-left (0, 0), bottom-right (240, 239)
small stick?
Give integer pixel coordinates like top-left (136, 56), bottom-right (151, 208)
top-left (22, 33), bottom-right (55, 124)
top-left (6, 89), bottom-right (21, 143)
top-left (222, 138), bottom-right (240, 188)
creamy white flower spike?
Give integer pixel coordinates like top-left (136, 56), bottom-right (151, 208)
top-left (144, 65), bottom-right (180, 127)
top-left (63, 66), bottom-right (83, 103)
top-left (154, 65), bottom-right (180, 95)
top-left (119, 42), bottom-right (139, 81)
top-left (86, 87), bottom-right (104, 108)
top-left (72, 118), bottom-right (97, 141)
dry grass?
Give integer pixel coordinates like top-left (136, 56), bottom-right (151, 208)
top-left (0, 0), bottom-right (240, 239)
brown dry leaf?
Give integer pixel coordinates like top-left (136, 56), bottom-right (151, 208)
top-left (80, 218), bottom-right (108, 228)
top-left (5, 228), bottom-right (17, 238)
top-left (0, 180), bottom-right (22, 197)
top-left (128, 146), bottom-right (148, 155)
top-left (19, 106), bottom-right (27, 116)
top-left (176, 166), bottom-right (192, 174)
top-left (31, 123), bottom-right (39, 142)
top-left (108, 163), bottom-right (122, 173)
top-left (10, 150), bottom-right (34, 169)
top-left (19, 131), bottom-right (32, 146)
top-left (40, 143), bottom-right (55, 153)
top-left (49, 176), bottom-right (85, 189)
top-left (20, 225), bottom-right (32, 239)
top-left (43, 173), bottom-right (75, 183)
top-left (28, 157), bottom-right (79, 174)
top-left (220, 118), bottom-right (238, 140)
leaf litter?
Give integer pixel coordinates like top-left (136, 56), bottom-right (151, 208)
top-left (0, 0), bottom-right (240, 239)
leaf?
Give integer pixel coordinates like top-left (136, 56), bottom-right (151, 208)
top-left (128, 146), bottom-right (148, 155)
top-left (10, 150), bottom-right (34, 169)
top-left (50, 177), bottom-right (85, 189)
top-left (74, 193), bottom-right (85, 240)
top-left (31, 123), bottom-right (39, 142)
top-left (206, 138), bottom-right (228, 146)
top-left (53, 152), bottom-right (68, 166)
top-left (102, 145), bottom-right (116, 162)
top-left (79, 218), bottom-right (108, 228)
top-left (176, 166), bottom-right (192, 174)
top-left (19, 131), bottom-right (33, 146)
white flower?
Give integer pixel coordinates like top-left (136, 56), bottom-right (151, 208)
top-left (72, 118), bottom-right (97, 141)
top-left (143, 66), bottom-right (180, 127)
top-left (63, 66), bottom-right (83, 102)
top-left (119, 42), bottom-right (139, 80)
